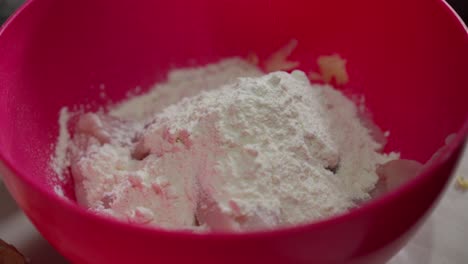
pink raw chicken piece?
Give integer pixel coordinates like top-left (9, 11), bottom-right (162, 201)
top-left (75, 113), bottom-right (112, 144)
top-left (137, 114), bottom-right (279, 232)
top-left (195, 145), bottom-right (282, 232)
top-left (371, 159), bottom-right (423, 198)
top-left (71, 114), bottom-right (198, 229)
top-left (75, 113), bottom-right (139, 145)
top-left (371, 133), bottom-right (458, 197)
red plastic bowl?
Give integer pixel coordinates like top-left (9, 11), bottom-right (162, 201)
top-left (1, 0), bottom-right (467, 263)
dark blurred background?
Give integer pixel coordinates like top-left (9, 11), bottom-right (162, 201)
top-left (1, 0), bottom-right (467, 24)
top-left (448, 0), bottom-right (467, 22)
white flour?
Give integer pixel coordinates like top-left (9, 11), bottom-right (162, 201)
top-left (51, 107), bottom-right (71, 181)
top-left (109, 58), bottom-right (262, 120)
top-left (51, 58), bottom-right (398, 231)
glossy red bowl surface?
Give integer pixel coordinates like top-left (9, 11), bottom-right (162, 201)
top-left (0, 0), bottom-right (467, 263)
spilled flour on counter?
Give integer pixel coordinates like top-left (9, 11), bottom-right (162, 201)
top-left (51, 58), bottom-right (398, 231)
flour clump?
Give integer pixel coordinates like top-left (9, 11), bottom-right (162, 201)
top-left (53, 59), bottom-right (398, 231)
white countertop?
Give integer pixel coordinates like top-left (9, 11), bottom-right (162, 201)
top-left (389, 146), bottom-right (468, 264)
top-left (0, 147), bottom-right (467, 263)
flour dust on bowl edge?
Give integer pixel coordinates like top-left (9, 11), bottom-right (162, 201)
top-left (0, 0), bottom-right (467, 263)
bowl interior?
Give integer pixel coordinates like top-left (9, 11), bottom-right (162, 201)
top-left (0, 0), bottom-right (467, 200)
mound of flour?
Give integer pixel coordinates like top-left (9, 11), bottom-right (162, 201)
top-left (53, 58), bottom-right (397, 231)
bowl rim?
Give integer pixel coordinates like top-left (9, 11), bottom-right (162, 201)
top-left (0, 0), bottom-right (467, 240)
